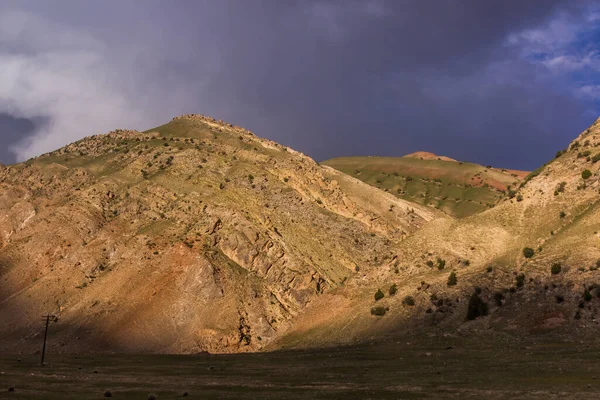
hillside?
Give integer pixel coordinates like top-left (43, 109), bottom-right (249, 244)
top-left (323, 154), bottom-right (529, 218)
top-left (0, 114), bottom-right (440, 354)
top-left (274, 118), bottom-right (600, 349)
top-left (1, 114), bottom-right (600, 355)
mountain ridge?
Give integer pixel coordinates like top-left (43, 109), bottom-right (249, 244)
top-left (1, 114), bottom-right (600, 354)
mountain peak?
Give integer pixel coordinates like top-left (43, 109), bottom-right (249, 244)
top-left (402, 151), bottom-right (457, 162)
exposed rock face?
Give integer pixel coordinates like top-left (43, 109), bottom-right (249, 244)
top-left (0, 115), bottom-right (437, 354)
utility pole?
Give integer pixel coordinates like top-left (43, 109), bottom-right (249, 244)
top-left (41, 314), bottom-right (57, 365)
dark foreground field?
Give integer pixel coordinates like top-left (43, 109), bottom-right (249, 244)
top-left (1, 333), bottom-right (599, 399)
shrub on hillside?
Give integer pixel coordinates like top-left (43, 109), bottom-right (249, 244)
top-left (389, 284), bottom-right (398, 296)
top-left (551, 263), bottom-right (562, 275)
top-left (494, 292), bottom-right (504, 306)
top-left (592, 153), bottom-right (600, 163)
top-left (523, 247), bottom-right (535, 258)
top-left (466, 292), bottom-right (488, 320)
top-left (584, 290), bottom-right (593, 302)
top-left (516, 273), bottom-right (525, 288)
top-left (374, 289), bottom-right (385, 301)
top-left (559, 211), bottom-right (566, 219)
top-left (436, 257), bottom-right (446, 270)
top-left (447, 272), bottom-right (457, 286)
top-left (371, 306), bottom-right (386, 316)
top-left (555, 295), bottom-right (564, 303)
top-left (402, 296), bottom-right (415, 306)
top-left (582, 169), bottom-right (592, 179)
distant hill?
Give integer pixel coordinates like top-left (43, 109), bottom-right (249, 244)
top-left (403, 151), bottom-right (457, 162)
top-left (322, 153), bottom-right (529, 218)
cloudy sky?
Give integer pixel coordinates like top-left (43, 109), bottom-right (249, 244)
top-left (1, 1), bottom-right (599, 169)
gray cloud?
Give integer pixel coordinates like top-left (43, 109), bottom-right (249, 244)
top-left (0, 0), bottom-right (598, 169)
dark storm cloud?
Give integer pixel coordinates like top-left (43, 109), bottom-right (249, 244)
top-left (0, 1), bottom-right (598, 169)
top-left (0, 113), bottom-right (37, 164)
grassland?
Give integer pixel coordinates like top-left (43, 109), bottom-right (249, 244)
top-left (2, 334), bottom-right (599, 399)
top-left (323, 156), bottom-right (527, 218)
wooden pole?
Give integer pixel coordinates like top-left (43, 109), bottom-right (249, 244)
top-left (41, 314), bottom-right (55, 365)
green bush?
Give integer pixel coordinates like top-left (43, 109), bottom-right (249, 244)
top-left (559, 211), bottom-right (566, 219)
top-left (370, 306), bottom-right (386, 316)
top-left (523, 247), bottom-right (535, 258)
top-left (551, 263), bottom-right (562, 275)
top-left (516, 194), bottom-right (523, 202)
top-left (466, 292), bottom-right (488, 320)
top-left (374, 289), bottom-right (385, 301)
top-left (592, 153), bottom-right (600, 163)
top-left (516, 273), bottom-right (525, 288)
top-left (436, 257), bottom-right (446, 270)
top-left (402, 296), bottom-right (415, 306)
top-left (389, 284), bottom-right (398, 296)
top-left (447, 272), bottom-right (457, 286)
top-left (584, 290), bottom-right (593, 302)
top-left (555, 295), bottom-right (564, 303)
top-left (582, 169), bottom-right (592, 179)
top-left (493, 292), bottom-right (504, 306)
top-left (578, 150), bottom-right (591, 158)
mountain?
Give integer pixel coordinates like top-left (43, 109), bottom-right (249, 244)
top-left (1, 114), bottom-right (600, 355)
top-left (0, 114), bottom-right (439, 354)
top-left (322, 154), bottom-right (529, 218)
top-left (277, 118), bottom-right (600, 348)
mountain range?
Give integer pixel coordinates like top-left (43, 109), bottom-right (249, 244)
top-left (1, 114), bottom-right (599, 354)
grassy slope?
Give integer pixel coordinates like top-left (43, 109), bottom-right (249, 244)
top-left (323, 156), bottom-right (527, 218)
